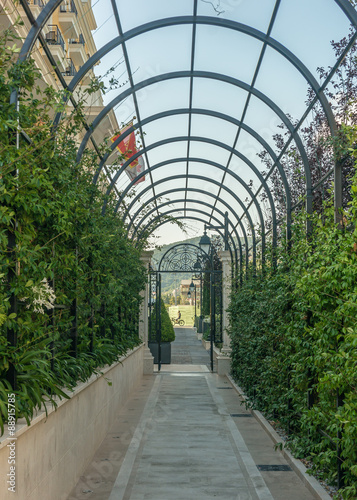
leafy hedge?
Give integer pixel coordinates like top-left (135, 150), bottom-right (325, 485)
top-left (228, 161), bottom-right (357, 498)
top-left (0, 29), bottom-right (148, 432)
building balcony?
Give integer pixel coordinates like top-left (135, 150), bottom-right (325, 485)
top-left (58, 0), bottom-right (79, 40)
top-left (68, 34), bottom-right (87, 67)
top-left (61, 57), bottom-right (77, 77)
top-left (27, 0), bottom-right (45, 19)
top-left (45, 25), bottom-right (67, 72)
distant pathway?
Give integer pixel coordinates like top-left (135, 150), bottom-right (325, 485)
top-left (170, 326), bottom-right (211, 367)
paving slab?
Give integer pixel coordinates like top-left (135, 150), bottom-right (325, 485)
top-left (67, 328), bottom-right (321, 500)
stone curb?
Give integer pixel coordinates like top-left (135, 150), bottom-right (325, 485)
top-left (227, 375), bottom-right (332, 500)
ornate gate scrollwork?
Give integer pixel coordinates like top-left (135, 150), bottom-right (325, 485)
top-left (158, 244), bottom-right (209, 272)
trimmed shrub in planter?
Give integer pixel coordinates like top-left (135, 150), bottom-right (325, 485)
top-left (149, 299), bottom-right (175, 363)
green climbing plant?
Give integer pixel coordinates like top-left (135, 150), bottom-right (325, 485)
top-left (0, 27), bottom-right (149, 432)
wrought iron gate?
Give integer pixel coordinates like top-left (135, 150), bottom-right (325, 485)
top-left (148, 244), bottom-right (222, 371)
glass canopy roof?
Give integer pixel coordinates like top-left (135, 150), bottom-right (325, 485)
top-left (26, 0), bottom-right (357, 249)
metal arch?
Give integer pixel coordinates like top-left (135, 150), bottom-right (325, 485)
top-left (335, 0), bottom-right (357, 27)
top-left (132, 198), bottom-right (239, 264)
top-left (109, 0), bottom-right (160, 220)
top-left (130, 192), bottom-right (240, 245)
top-left (142, 216), bottom-right (247, 274)
top-left (76, 72), bottom-right (310, 229)
top-left (12, 0), bottom-right (356, 229)
top-left (93, 107), bottom-right (291, 213)
top-left (119, 173), bottom-right (258, 269)
top-left (137, 207), bottom-right (235, 266)
top-left (111, 140), bottom-right (275, 252)
top-left (158, 243), bottom-right (212, 272)
top-left (77, 71), bottom-right (311, 194)
top-left (115, 158), bottom-right (258, 261)
top-left (49, 16), bottom-right (336, 137)
top-left (117, 163), bottom-right (262, 245)
top-left (14, 1), bottom-right (357, 88)
top-left (131, 189), bottom-right (244, 266)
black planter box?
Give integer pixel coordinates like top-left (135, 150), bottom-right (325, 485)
top-left (148, 342), bottom-right (171, 364)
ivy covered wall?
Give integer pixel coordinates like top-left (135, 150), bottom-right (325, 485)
top-left (0, 29), bottom-right (148, 431)
top-left (228, 162), bottom-right (357, 499)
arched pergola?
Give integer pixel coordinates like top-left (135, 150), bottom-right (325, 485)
top-left (11, 0), bottom-right (357, 270)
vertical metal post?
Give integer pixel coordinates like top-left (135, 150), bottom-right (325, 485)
top-left (209, 249), bottom-right (215, 372)
top-left (334, 158), bottom-right (343, 228)
top-left (100, 303), bottom-right (106, 337)
top-left (194, 284), bottom-right (197, 322)
top-left (224, 211), bottom-right (228, 251)
top-left (148, 273), bottom-right (152, 341)
top-left (70, 296), bottom-right (78, 357)
top-left (90, 301), bottom-right (94, 351)
top-left (158, 273), bottom-right (162, 371)
top-left (49, 243), bottom-right (56, 371)
top-left (286, 209), bottom-right (292, 252)
top-left (200, 274), bottom-right (202, 317)
top-left (306, 188), bottom-right (313, 237)
top-left (6, 229), bottom-right (17, 389)
top-left (69, 244), bottom-right (78, 357)
top-left (337, 389), bottom-right (345, 490)
top-left (6, 107), bottom-right (20, 389)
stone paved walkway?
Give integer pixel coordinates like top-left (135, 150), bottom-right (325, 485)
top-left (67, 328), bottom-right (322, 500)
top-left (169, 326), bottom-right (211, 367)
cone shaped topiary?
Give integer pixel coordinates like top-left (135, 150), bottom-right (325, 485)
top-left (150, 299), bottom-right (175, 342)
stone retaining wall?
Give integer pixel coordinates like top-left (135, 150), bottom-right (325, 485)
top-left (0, 344), bottom-right (144, 500)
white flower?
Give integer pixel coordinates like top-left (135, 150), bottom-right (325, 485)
top-left (20, 279), bottom-right (56, 314)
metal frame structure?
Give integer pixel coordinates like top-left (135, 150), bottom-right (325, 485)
top-left (149, 243), bottom-right (221, 371)
top-left (7, 2), bottom-right (357, 489)
top-left (10, 0), bottom-right (357, 268)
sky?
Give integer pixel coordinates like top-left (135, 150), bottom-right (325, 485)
top-left (87, 0), bottom-right (355, 247)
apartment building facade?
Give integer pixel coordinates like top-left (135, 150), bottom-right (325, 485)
top-left (0, 0), bottom-right (118, 148)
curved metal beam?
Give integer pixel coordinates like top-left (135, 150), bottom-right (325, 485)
top-left (127, 185), bottom-right (249, 269)
top-left (132, 197), bottom-right (240, 264)
top-left (130, 190), bottom-right (240, 242)
top-left (50, 16), bottom-right (336, 139)
top-left (120, 173), bottom-right (257, 269)
top-left (132, 189), bottom-right (244, 268)
top-left (111, 141), bottom-right (275, 254)
top-left (334, 0), bottom-right (357, 27)
top-left (154, 214), bottom-right (234, 267)
top-left (77, 71), bottom-right (311, 201)
top-left (118, 166), bottom-right (261, 243)
top-left (158, 242), bottom-right (213, 271)
top-left (140, 215), bottom-right (249, 274)
top-left (93, 107), bottom-right (291, 215)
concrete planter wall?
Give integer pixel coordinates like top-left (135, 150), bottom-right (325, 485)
top-left (202, 339), bottom-right (211, 350)
top-left (0, 344), bottom-right (144, 500)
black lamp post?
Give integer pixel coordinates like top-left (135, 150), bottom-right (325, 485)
top-left (199, 227), bottom-right (215, 372)
top-left (194, 284), bottom-right (197, 321)
top-left (193, 259), bottom-right (202, 319)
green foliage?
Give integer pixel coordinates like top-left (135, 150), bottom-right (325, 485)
top-left (0, 29), bottom-right (148, 433)
top-left (229, 157), bottom-right (357, 498)
top-left (150, 299), bottom-right (175, 342)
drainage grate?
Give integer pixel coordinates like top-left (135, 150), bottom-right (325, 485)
top-left (216, 387), bottom-right (232, 389)
top-left (257, 465), bottom-right (292, 472)
top-left (230, 413), bottom-right (253, 417)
